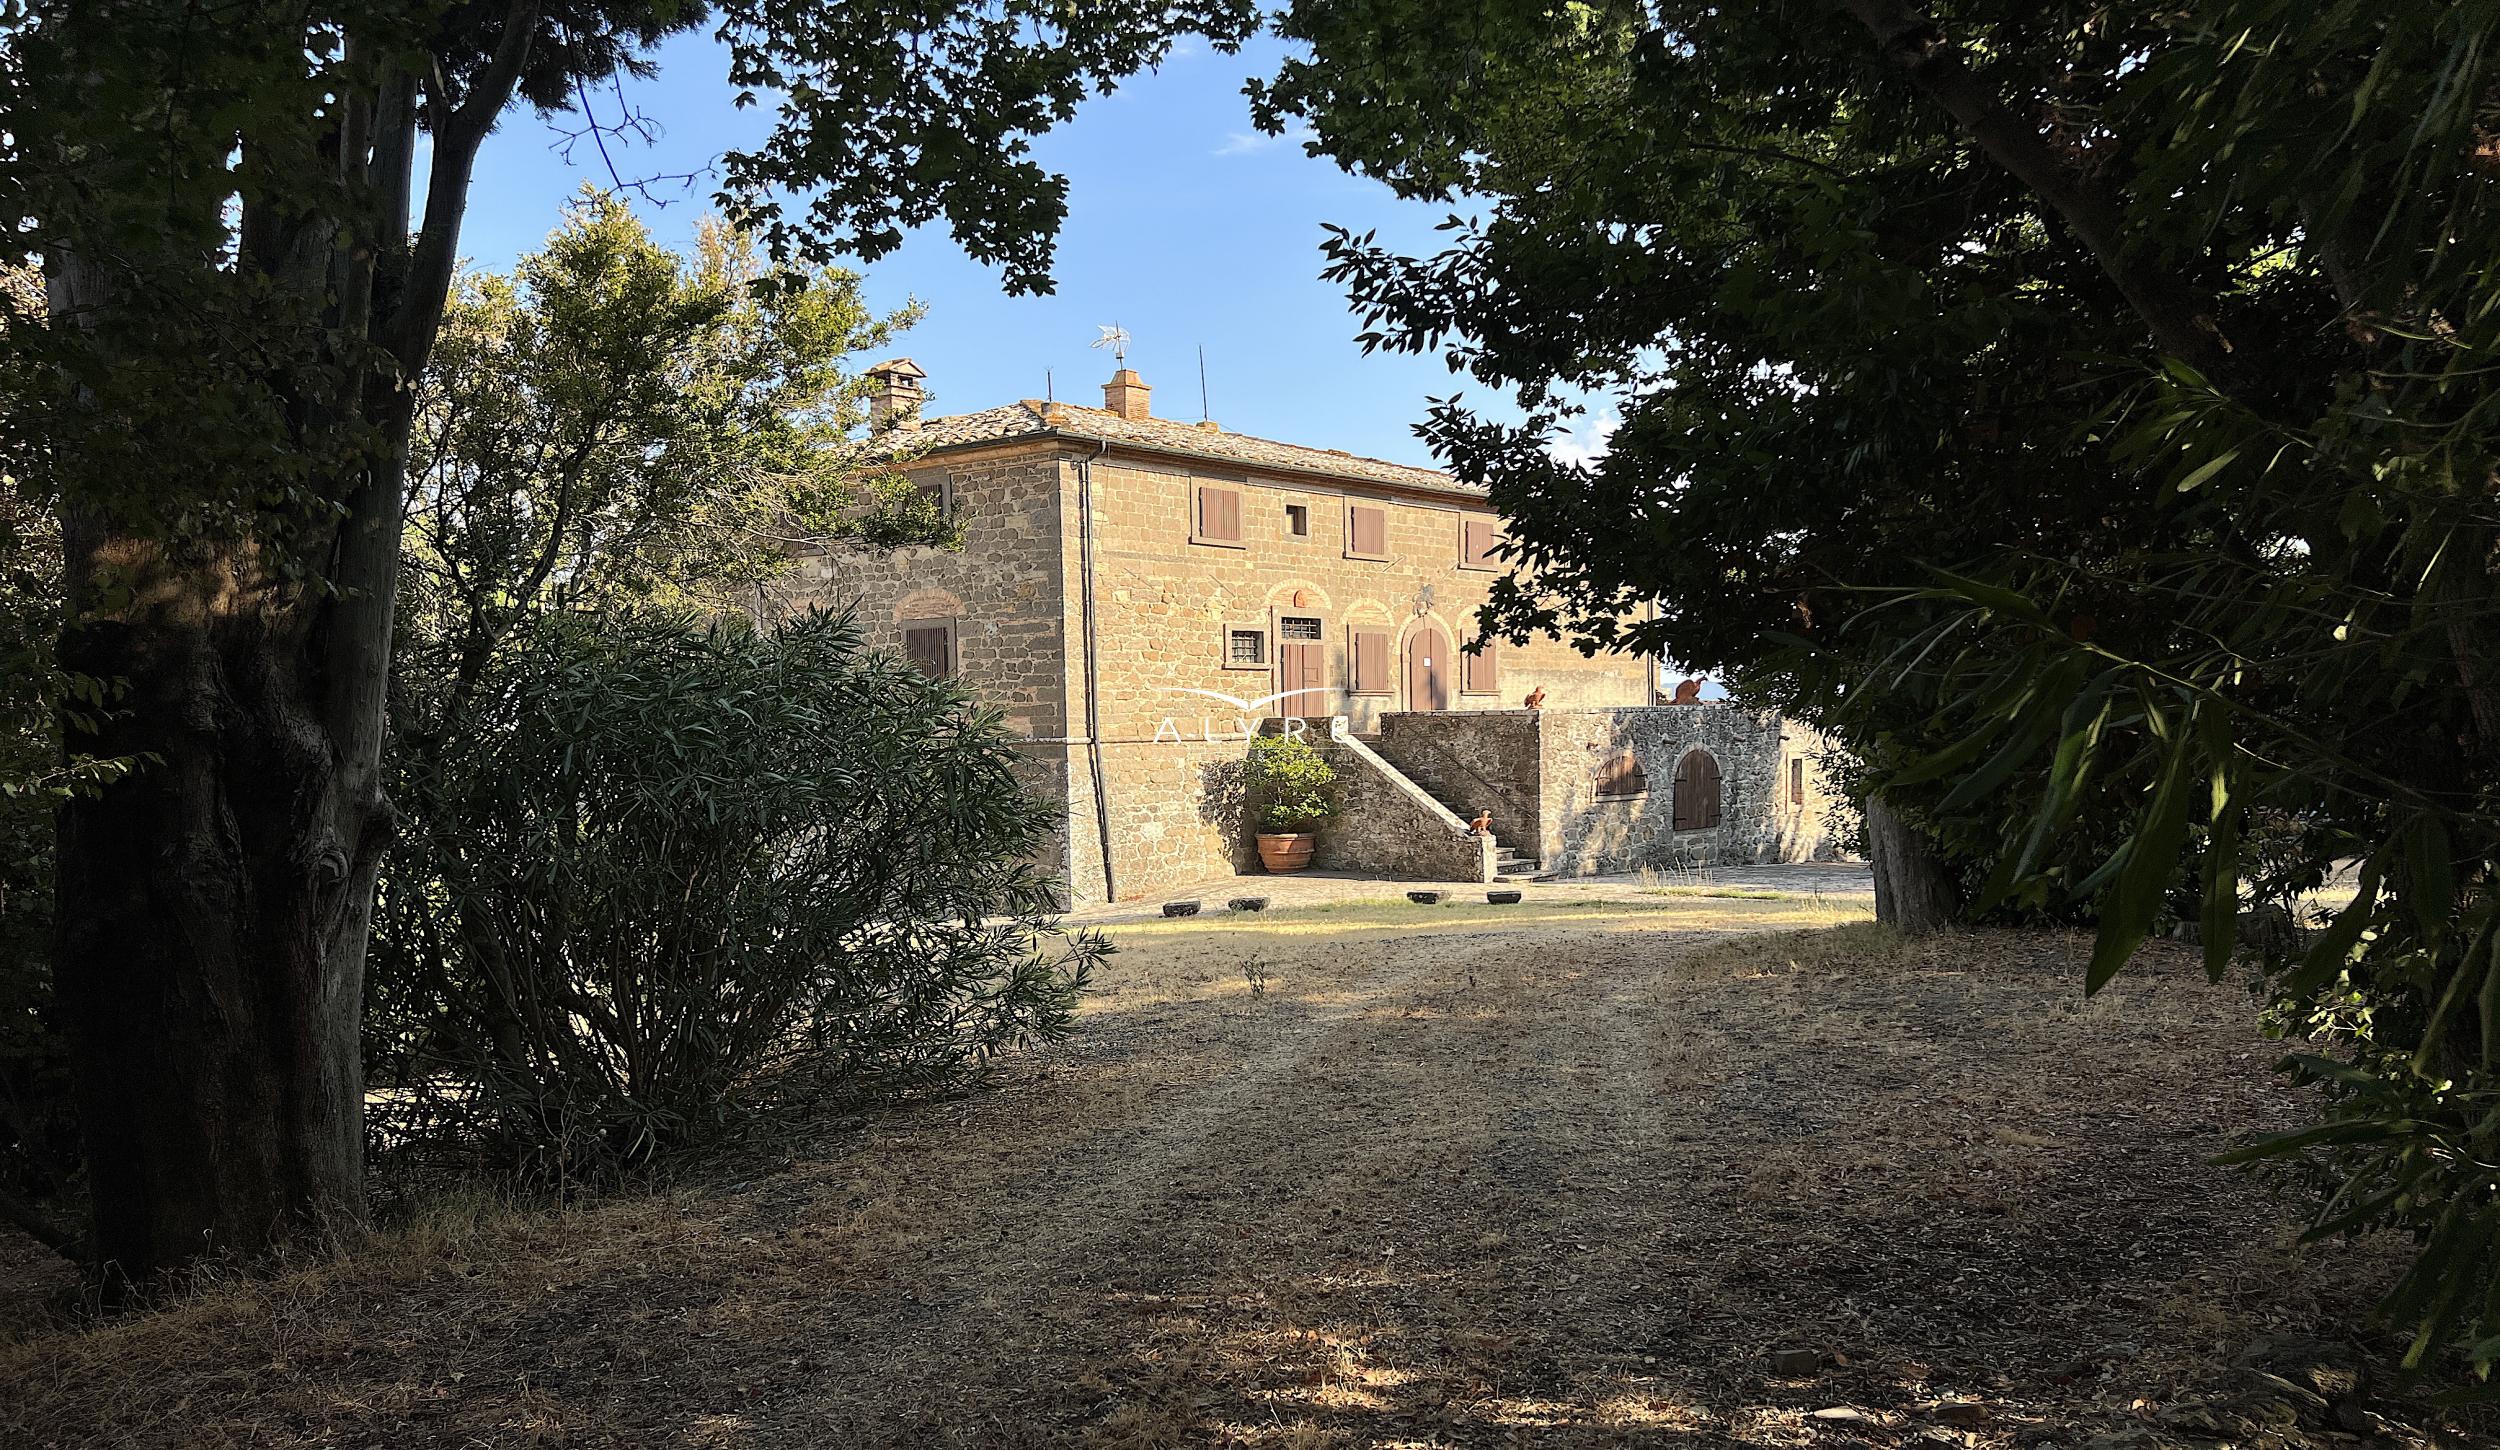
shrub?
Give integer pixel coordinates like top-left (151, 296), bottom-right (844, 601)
top-left (368, 608), bottom-right (1098, 1184)
top-left (1243, 733), bottom-right (1339, 833)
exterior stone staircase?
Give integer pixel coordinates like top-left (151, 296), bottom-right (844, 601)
top-left (1491, 843), bottom-right (1544, 882)
top-left (1359, 722), bottom-right (1547, 882)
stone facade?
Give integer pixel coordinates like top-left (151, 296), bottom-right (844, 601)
top-left (779, 361), bottom-right (1680, 906)
top-left (1364, 704), bottom-right (1851, 877)
top-left (1533, 704), bottom-right (1846, 873)
top-left (1307, 729), bottom-right (1494, 881)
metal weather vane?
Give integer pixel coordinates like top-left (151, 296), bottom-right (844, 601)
top-left (1092, 323), bottom-right (1131, 364)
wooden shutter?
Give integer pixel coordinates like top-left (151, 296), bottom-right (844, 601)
top-left (902, 623), bottom-right (953, 679)
top-left (1596, 748), bottom-right (1647, 798)
top-left (1197, 485), bottom-right (1241, 543)
top-left (1462, 518), bottom-right (1501, 568)
top-left (1348, 504), bottom-right (1387, 557)
top-left (1673, 751), bottom-right (1722, 830)
top-left (1349, 627), bottom-right (1390, 694)
top-left (1462, 639), bottom-right (1498, 694)
top-left (1790, 758), bottom-right (1805, 805)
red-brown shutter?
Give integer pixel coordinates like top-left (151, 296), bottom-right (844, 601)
top-left (1596, 748), bottom-right (1648, 798)
top-left (1349, 504), bottom-right (1387, 557)
top-left (903, 624), bottom-right (952, 679)
top-left (1350, 627), bottom-right (1390, 694)
top-left (1463, 518), bottom-right (1501, 568)
top-left (1198, 486), bottom-right (1241, 542)
top-left (1463, 640), bottom-right (1498, 694)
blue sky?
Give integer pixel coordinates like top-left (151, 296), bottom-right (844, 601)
top-left (462, 31), bottom-right (1610, 471)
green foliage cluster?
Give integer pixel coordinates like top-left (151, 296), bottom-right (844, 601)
top-left (372, 196), bottom-right (1094, 1184)
top-left (369, 610), bottom-right (1094, 1182)
top-left (1258, 0), bottom-right (2500, 1374)
top-left (397, 189), bottom-right (941, 757)
top-left (1243, 733), bottom-right (1339, 834)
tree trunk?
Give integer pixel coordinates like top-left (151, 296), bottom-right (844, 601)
top-left (1866, 793), bottom-right (1959, 934)
top-left (38, 9), bottom-right (520, 1279)
top-left (53, 550), bottom-right (380, 1284)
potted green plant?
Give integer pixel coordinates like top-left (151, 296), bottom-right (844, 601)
top-left (1244, 732), bottom-right (1339, 873)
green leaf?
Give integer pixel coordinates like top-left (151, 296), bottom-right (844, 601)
top-left (2086, 708), bottom-right (2199, 994)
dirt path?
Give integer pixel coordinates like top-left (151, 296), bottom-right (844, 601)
top-left (0, 896), bottom-right (2482, 1447)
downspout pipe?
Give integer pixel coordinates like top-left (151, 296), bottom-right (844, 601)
top-left (1074, 436), bottom-right (1117, 903)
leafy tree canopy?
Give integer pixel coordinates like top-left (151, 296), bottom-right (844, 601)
top-left (1258, 0), bottom-right (2500, 1371)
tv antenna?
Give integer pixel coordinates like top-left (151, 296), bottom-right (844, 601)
top-left (1092, 323), bottom-right (1131, 364)
top-left (1198, 344), bottom-right (1211, 422)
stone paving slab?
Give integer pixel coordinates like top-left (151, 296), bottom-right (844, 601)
top-left (1065, 859), bottom-right (1873, 926)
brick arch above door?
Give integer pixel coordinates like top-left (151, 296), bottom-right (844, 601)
top-left (894, 587), bottom-right (964, 621)
top-left (1263, 580), bottom-right (1334, 612)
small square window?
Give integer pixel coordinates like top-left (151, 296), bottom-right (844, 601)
top-left (1279, 616), bottom-right (1323, 642)
top-left (1226, 629), bottom-right (1267, 667)
top-left (1285, 503), bottom-right (1310, 537)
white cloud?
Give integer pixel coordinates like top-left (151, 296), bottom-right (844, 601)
top-left (1212, 121), bottom-right (1315, 157)
top-left (1546, 412), bottom-right (1619, 469)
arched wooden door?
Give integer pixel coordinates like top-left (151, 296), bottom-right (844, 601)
top-left (1405, 622), bottom-right (1451, 712)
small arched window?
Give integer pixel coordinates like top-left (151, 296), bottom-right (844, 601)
top-left (1672, 750), bottom-right (1723, 831)
top-left (1594, 748), bottom-right (1648, 798)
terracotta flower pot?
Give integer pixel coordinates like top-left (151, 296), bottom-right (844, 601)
top-left (1257, 832), bottom-right (1318, 873)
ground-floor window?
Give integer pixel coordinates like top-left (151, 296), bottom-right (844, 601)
top-left (901, 619), bottom-right (957, 679)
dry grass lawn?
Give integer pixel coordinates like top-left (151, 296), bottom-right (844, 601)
top-left (0, 894), bottom-right (2487, 1448)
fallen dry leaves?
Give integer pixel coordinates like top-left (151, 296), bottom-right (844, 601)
top-left (0, 900), bottom-right (2490, 1448)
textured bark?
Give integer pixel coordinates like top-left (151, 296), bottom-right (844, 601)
top-left (44, 4), bottom-right (534, 1282)
top-left (1866, 794), bottom-right (1960, 935)
top-left (53, 557), bottom-right (376, 1280)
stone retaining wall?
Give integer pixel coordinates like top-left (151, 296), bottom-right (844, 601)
top-left (1312, 729), bottom-right (1495, 882)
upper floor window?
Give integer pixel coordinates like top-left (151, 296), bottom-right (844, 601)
top-left (1460, 517), bottom-right (1503, 570)
top-left (1194, 484), bottom-right (1244, 547)
top-left (1285, 502), bottom-right (1310, 537)
top-left (1345, 502), bottom-right (1389, 561)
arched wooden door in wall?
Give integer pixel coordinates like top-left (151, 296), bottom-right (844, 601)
top-left (1405, 622), bottom-right (1451, 712)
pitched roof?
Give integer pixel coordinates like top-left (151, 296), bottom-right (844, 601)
top-left (891, 399), bottom-right (1479, 497)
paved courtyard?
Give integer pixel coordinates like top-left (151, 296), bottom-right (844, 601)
top-left (1067, 859), bottom-right (1876, 925)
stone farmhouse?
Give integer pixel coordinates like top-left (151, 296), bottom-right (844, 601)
top-left (770, 359), bottom-right (1849, 907)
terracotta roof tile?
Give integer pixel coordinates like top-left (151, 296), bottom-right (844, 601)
top-left (889, 400), bottom-right (1480, 497)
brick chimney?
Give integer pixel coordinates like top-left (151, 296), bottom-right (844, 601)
top-left (1102, 367), bottom-right (1150, 421)
top-left (866, 357), bottom-right (926, 432)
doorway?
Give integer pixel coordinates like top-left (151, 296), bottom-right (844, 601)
top-left (1405, 621), bottom-right (1451, 711)
top-left (1274, 614), bottom-right (1329, 716)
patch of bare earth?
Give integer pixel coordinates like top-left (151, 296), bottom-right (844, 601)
top-left (1, 900), bottom-right (2487, 1448)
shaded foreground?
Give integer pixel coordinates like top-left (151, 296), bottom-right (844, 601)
top-left (1, 895), bottom-right (2485, 1447)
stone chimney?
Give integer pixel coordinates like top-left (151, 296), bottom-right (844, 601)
top-left (1102, 367), bottom-right (1150, 421)
top-left (866, 357), bottom-right (926, 432)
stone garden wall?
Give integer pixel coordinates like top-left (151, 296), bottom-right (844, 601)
top-left (1311, 729), bottom-right (1495, 882)
top-left (1371, 710), bottom-right (1545, 860)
